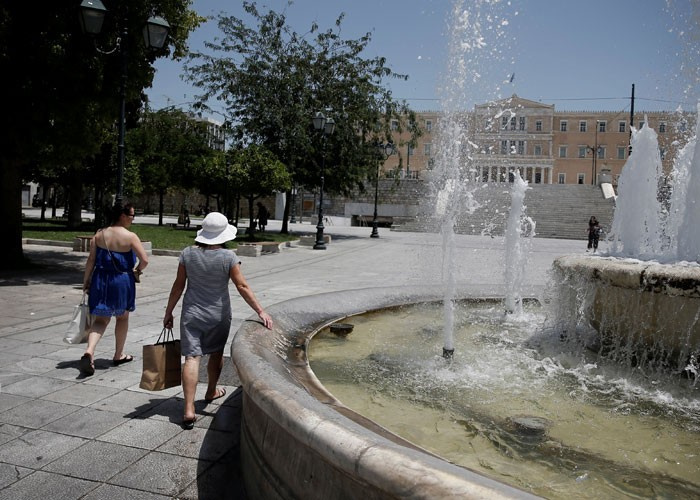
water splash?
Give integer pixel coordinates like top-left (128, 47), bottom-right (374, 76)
top-left (608, 107), bottom-right (700, 263)
top-left (504, 171), bottom-right (536, 314)
top-left (608, 118), bottom-right (664, 258)
top-left (676, 103), bottom-right (700, 262)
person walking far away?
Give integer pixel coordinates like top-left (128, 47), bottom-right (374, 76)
top-left (163, 212), bottom-right (273, 429)
top-left (81, 203), bottom-right (149, 375)
top-left (587, 215), bottom-right (601, 253)
top-left (256, 202), bottom-right (270, 232)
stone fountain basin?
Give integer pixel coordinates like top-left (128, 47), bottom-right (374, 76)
top-left (552, 255), bottom-right (700, 359)
top-left (232, 286), bottom-right (539, 499)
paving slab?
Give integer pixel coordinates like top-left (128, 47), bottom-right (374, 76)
top-left (43, 440), bottom-right (148, 482)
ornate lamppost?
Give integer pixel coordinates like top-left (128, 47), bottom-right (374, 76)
top-left (371, 142), bottom-right (395, 238)
top-left (312, 111), bottom-right (335, 250)
top-left (79, 0), bottom-right (170, 205)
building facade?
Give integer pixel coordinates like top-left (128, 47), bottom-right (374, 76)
top-left (382, 95), bottom-right (695, 186)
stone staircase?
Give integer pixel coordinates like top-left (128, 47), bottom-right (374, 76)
top-left (391, 183), bottom-right (615, 240)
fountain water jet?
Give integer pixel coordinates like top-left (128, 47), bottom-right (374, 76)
top-left (504, 171), bottom-right (536, 314)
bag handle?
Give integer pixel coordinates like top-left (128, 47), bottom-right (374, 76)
top-left (156, 328), bottom-right (175, 344)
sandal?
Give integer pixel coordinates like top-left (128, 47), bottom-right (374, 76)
top-left (79, 353), bottom-right (95, 376)
top-left (182, 416), bottom-right (197, 430)
top-left (113, 354), bottom-right (134, 366)
top-left (204, 387), bottom-right (226, 403)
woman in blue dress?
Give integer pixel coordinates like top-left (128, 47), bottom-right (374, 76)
top-left (163, 212), bottom-right (273, 429)
top-left (80, 203), bottom-right (149, 375)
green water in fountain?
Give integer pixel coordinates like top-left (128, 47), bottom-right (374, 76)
top-left (308, 301), bottom-right (700, 499)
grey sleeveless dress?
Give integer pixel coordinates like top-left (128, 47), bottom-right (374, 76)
top-left (178, 246), bottom-right (240, 356)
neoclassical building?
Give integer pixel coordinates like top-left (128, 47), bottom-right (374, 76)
top-left (383, 95), bottom-right (695, 186)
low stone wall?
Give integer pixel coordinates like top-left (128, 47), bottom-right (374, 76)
top-left (232, 286), bottom-right (539, 499)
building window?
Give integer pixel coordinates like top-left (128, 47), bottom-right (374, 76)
top-left (424, 143), bottom-right (432, 156)
top-left (534, 145), bottom-right (542, 156)
top-left (598, 121), bottom-right (606, 132)
top-left (559, 146), bottom-right (567, 158)
top-left (619, 121), bottom-right (626, 133)
top-left (501, 116), bottom-right (508, 130)
top-left (390, 120), bottom-right (399, 131)
top-left (579, 121), bottom-right (587, 132)
top-left (659, 122), bottom-right (666, 133)
top-left (578, 173), bottom-right (585, 184)
top-left (679, 121), bottom-right (687, 132)
top-left (638, 121), bottom-right (645, 129)
top-left (578, 146), bottom-right (587, 158)
top-left (560, 120), bottom-right (568, 132)
top-left (617, 146), bottom-right (626, 159)
top-left (501, 141), bottom-right (508, 154)
top-left (425, 120), bottom-right (432, 132)
top-left (535, 172), bottom-right (542, 184)
top-left (558, 173), bottom-right (566, 184)
top-left (517, 141), bottom-right (525, 154)
top-left (597, 146), bottom-right (605, 159)
top-left (660, 147), bottom-right (666, 160)
top-left (510, 140), bottom-right (516, 154)
top-left (510, 117), bottom-right (516, 131)
top-left (519, 117), bottom-right (525, 131)
top-left (536, 120), bottom-right (542, 131)
top-left (407, 145), bottom-right (414, 156)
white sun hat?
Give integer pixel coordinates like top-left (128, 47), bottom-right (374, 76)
top-left (195, 212), bottom-right (237, 245)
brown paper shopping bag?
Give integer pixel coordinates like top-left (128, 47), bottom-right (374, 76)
top-left (139, 328), bottom-right (182, 391)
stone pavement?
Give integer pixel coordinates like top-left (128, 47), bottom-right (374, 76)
top-left (0, 220), bottom-right (586, 499)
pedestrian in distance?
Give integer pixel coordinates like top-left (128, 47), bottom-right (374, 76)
top-left (587, 215), bottom-right (601, 253)
top-left (256, 202), bottom-right (270, 232)
top-left (80, 203), bottom-right (149, 375)
top-left (163, 211), bottom-right (273, 429)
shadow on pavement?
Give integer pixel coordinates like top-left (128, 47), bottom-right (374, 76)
top-left (0, 249), bottom-right (84, 287)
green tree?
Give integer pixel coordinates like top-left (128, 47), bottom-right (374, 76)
top-left (228, 145), bottom-right (291, 239)
top-left (127, 108), bottom-right (217, 225)
top-left (185, 1), bottom-right (417, 233)
top-left (0, 1), bottom-right (202, 269)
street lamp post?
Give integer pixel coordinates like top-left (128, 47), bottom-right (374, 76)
top-left (79, 0), bottom-right (170, 206)
top-left (312, 111), bottom-right (335, 250)
top-left (371, 143), bottom-right (394, 238)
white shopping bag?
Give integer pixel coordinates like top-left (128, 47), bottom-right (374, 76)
top-left (64, 293), bottom-right (93, 344)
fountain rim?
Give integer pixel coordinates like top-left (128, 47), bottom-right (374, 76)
top-left (232, 284), bottom-right (541, 499)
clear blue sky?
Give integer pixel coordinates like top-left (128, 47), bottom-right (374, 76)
top-left (146, 0), bottom-right (699, 117)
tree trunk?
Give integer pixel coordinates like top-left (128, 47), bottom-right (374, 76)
top-left (0, 158), bottom-right (26, 269)
top-left (158, 189), bottom-right (165, 226)
top-left (67, 170), bottom-right (83, 229)
top-left (40, 182), bottom-right (48, 221)
top-left (281, 189), bottom-right (290, 234)
top-left (247, 195), bottom-right (255, 240)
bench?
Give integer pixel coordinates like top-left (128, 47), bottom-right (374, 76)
top-left (73, 236), bottom-right (153, 255)
top-left (73, 235), bottom-right (93, 252)
top-left (236, 242), bottom-right (286, 257)
top-left (167, 222), bottom-right (197, 230)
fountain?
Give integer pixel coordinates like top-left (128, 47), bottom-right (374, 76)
top-left (551, 112), bottom-right (700, 373)
top-left (229, 1), bottom-right (699, 498)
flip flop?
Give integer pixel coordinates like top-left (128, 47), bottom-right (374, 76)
top-left (182, 416), bottom-right (197, 430)
top-left (79, 354), bottom-right (95, 376)
top-left (204, 387), bottom-right (226, 403)
top-left (113, 354), bottom-right (134, 366)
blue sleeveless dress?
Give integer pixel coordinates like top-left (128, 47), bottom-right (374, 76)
top-left (88, 246), bottom-right (137, 316)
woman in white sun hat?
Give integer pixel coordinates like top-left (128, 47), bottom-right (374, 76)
top-left (163, 211), bottom-right (273, 429)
